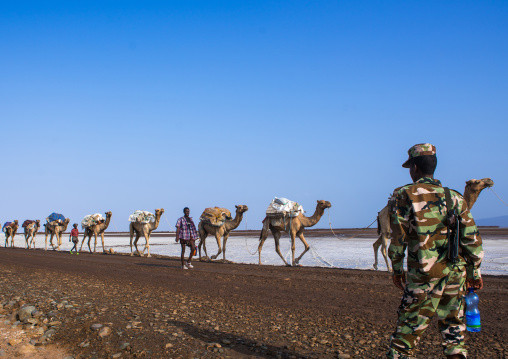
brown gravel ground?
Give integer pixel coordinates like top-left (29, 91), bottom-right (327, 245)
top-left (0, 245), bottom-right (506, 359)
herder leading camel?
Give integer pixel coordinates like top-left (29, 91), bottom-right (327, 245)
top-left (259, 200), bottom-right (332, 266)
top-left (198, 205), bottom-right (249, 262)
top-left (373, 178), bottom-right (494, 272)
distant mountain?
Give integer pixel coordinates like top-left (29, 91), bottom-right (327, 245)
top-left (475, 215), bottom-right (508, 228)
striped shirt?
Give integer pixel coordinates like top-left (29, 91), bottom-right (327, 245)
top-left (175, 216), bottom-right (198, 240)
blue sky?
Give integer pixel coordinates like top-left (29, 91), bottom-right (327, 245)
top-left (1, 1), bottom-right (507, 231)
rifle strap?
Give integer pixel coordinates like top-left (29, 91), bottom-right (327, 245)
top-left (444, 187), bottom-right (453, 213)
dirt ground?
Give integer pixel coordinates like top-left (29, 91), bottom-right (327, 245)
top-left (0, 233), bottom-right (507, 359)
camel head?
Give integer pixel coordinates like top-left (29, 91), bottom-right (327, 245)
top-left (64, 218), bottom-right (71, 225)
top-left (155, 208), bottom-right (165, 216)
top-left (235, 205), bottom-right (249, 213)
top-left (317, 200), bottom-right (332, 210)
top-left (465, 178), bottom-right (494, 193)
top-left (105, 211), bottom-right (112, 218)
top-left (13, 220), bottom-right (19, 225)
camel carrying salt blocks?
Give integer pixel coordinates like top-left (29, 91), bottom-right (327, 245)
top-left (128, 210), bottom-right (156, 224)
top-left (47, 213), bottom-right (65, 223)
top-left (266, 197), bottom-right (304, 218)
top-left (199, 207), bottom-right (232, 227)
top-left (81, 213), bottom-right (105, 229)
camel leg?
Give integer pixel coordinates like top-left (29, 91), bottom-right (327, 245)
top-left (273, 229), bottom-right (290, 267)
top-left (30, 232), bottom-right (36, 249)
top-left (144, 230), bottom-right (151, 257)
top-left (211, 232), bottom-right (222, 260)
top-left (56, 233), bottom-right (61, 251)
top-left (129, 226), bottom-right (135, 256)
top-left (79, 233), bottom-right (86, 251)
top-left (25, 233), bottom-right (29, 249)
top-left (133, 233), bottom-right (141, 256)
top-left (294, 230), bottom-right (310, 266)
top-left (381, 235), bottom-right (392, 272)
top-left (87, 234), bottom-right (93, 253)
top-left (222, 232), bottom-right (230, 262)
top-left (44, 231), bottom-right (48, 250)
top-left (100, 232), bottom-right (105, 253)
top-left (49, 233), bottom-right (55, 249)
top-left (258, 228), bottom-right (269, 265)
top-left (372, 235), bottom-right (383, 270)
top-left (198, 227), bottom-right (208, 259)
top-left (93, 232), bottom-right (97, 253)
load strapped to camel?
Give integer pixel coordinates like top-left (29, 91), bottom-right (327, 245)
top-left (22, 220), bottom-right (35, 228)
top-left (47, 213), bottom-right (65, 224)
top-left (81, 213), bottom-right (105, 229)
top-left (199, 207), bottom-right (232, 227)
top-left (128, 210), bottom-right (155, 224)
top-left (266, 197), bottom-right (304, 218)
top-left (2, 222), bottom-right (12, 232)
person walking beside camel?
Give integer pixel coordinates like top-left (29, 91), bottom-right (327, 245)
top-left (386, 143), bottom-right (484, 359)
top-left (175, 207), bottom-right (197, 269)
top-left (69, 224), bottom-right (79, 255)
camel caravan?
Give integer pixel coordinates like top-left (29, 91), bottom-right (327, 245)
top-left (0, 177), bottom-right (496, 268)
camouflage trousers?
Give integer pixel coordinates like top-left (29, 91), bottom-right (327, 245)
top-left (387, 267), bottom-right (467, 358)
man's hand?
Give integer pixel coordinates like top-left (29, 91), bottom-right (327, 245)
top-left (175, 237), bottom-right (179, 243)
top-left (466, 277), bottom-right (483, 291)
top-left (392, 272), bottom-right (406, 291)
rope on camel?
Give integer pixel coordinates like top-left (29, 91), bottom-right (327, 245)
top-left (490, 187), bottom-right (508, 207)
top-left (328, 208), bottom-right (377, 240)
top-left (281, 239), bottom-right (335, 267)
top-left (110, 218), bottom-right (121, 233)
top-left (162, 212), bottom-right (173, 233)
top-left (243, 214), bottom-right (260, 255)
top-left (309, 243), bottom-right (335, 267)
top-left (244, 235), bottom-right (259, 255)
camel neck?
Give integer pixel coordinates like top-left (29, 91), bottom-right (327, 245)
top-left (299, 206), bottom-right (324, 227)
top-left (225, 211), bottom-right (243, 231)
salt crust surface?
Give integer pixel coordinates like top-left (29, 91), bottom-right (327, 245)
top-left (22, 234), bottom-right (508, 276)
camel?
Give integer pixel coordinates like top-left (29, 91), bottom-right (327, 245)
top-left (198, 205), bottom-right (249, 262)
top-left (373, 177), bottom-right (494, 272)
top-left (24, 220), bottom-right (41, 249)
top-left (258, 200), bottom-right (332, 266)
top-left (3, 220), bottom-right (19, 248)
top-left (44, 218), bottom-right (71, 251)
top-left (80, 211), bottom-right (112, 253)
top-left (129, 208), bottom-right (164, 257)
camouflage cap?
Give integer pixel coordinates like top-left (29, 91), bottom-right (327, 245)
top-left (402, 143), bottom-right (436, 168)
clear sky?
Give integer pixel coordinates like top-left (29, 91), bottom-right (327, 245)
top-left (1, 1), bottom-right (507, 231)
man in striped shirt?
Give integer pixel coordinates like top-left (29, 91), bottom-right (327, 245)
top-left (175, 207), bottom-right (198, 269)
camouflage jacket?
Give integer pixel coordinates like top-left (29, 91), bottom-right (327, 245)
top-left (388, 177), bottom-right (483, 282)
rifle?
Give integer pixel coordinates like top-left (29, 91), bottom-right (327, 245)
top-left (444, 188), bottom-right (460, 263)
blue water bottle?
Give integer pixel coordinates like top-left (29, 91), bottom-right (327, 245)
top-left (465, 287), bottom-right (481, 332)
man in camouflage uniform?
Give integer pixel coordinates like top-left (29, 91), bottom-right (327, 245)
top-left (386, 143), bottom-right (484, 359)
